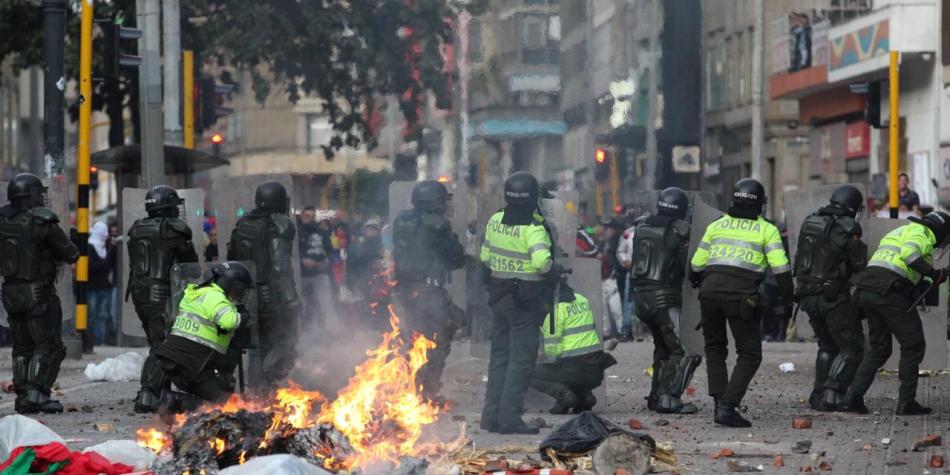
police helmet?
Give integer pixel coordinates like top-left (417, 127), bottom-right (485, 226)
top-left (255, 181), bottom-right (289, 214)
top-left (829, 185), bottom-right (864, 217)
top-left (504, 172), bottom-right (554, 205)
top-left (913, 211), bottom-right (950, 248)
top-left (144, 185), bottom-right (183, 218)
top-left (657, 187), bottom-right (688, 219)
top-left (732, 178), bottom-right (766, 209)
top-left (211, 261), bottom-right (253, 302)
top-left (410, 180), bottom-right (451, 211)
top-left (8, 173), bottom-right (48, 210)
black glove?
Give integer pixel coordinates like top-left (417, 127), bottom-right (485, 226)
top-left (931, 268), bottom-right (949, 285)
top-left (688, 268), bottom-right (704, 289)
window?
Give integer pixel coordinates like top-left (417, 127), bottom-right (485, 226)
top-left (522, 15), bottom-right (547, 49)
top-left (305, 113), bottom-right (331, 154)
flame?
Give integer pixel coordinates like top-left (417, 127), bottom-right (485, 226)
top-left (239, 450), bottom-right (247, 464)
top-left (210, 437), bottom-right (226, 455)
top-left (136, 428), bottom-right (169, 453)
top-left (316, 305), bottom-right (439, 469)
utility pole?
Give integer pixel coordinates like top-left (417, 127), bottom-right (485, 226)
top-left (75, 0), bottom-right (94, 334)
top-left (750, 0), bottom-right (764, 182)
top-left (137, 0), bottom-right (165, 187)
top-left (643, 0), bottom-right (659, 191)
top-left (163, 0), bottom-right (182, 146)
top-left (888, 51), bottom-right (900, 219)
top-left (183, 50), bottom-right (195, 149)
top-left (42, 0), bottom-right (67, 177)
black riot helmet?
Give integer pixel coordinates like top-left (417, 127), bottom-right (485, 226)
top-left (411, 180), bottom-right (452, 213)
top-left (829, 185), bottom-right (864, 218)
top-left (657, 187), bottom-right (688, 219)
top-left (8, 173), bottom-right (47, 210)
top-left (732, 178), bottom-right (766, 209)
top-left (144, 185), bottom-right (183, 218)
top-left (912, 211), bottom-right (950, 249)
top-left (504, 171), bottom-right (554, 206)
top-left (254, 181), bottom-right (289, 214)
top-left (211, 261), bottom-right (253, 303)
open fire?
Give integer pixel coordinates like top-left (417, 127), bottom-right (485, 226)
top-left (137, 306), bottom-right (440, 473)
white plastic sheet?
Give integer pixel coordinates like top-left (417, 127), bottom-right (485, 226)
top-left (83, 352), bottom-right (146, 382)
top-left (217, 454), bottom-right (333, 475)
top-left (0, 415), bottom-right (66, 461)
top-left (82, 440), bottom-right (156, 471)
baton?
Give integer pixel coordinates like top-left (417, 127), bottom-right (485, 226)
top-left (906, 280), bottom-right (939, 313)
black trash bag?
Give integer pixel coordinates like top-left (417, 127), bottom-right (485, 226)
top-left (539, 411), bottom-right (655, 460)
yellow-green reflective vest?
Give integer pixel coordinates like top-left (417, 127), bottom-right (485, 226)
top-left (690, 215), bottom-right (790, 275)
top-left (866, 222), bottom-right (935, 285)
top-left (169, 283), bottom-right (241, 354)
top-left (479, 211), bottom-right (553, 281)
top-left (541, 293), bottom-right (600, 362)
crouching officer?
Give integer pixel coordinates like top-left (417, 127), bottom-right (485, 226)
top-left (152, 262), bottom-right (252, 410)
top-left (794, 185), bottom-right (867, 411)
top-left (530, 282), bottom-right (617, 414)
top-left (392, 180), bottom-right (466, 401)
top-left (689, 178), bottom-right (793, 427)
top-left (128, 185), bottom-right (199, 413)
top-left (0, 173), bottom-right (79, 413)
top-left (227, 181), bottom-right (299, 386)
top-left (480, 171), bottom-right (556, 435)
top-left (839, 211), bottom-right (950, 416)
top-left (631, 187), bottom-right (701, 415)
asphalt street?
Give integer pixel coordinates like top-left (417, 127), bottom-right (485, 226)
top-left (0, 339), bottom-right (947, 474)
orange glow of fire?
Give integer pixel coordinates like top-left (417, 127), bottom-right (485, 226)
top-left (136, 304), bottom-right (439, 471)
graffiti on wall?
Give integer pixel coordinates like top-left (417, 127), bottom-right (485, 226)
top-left (829, 19), bottom-right (889, 71)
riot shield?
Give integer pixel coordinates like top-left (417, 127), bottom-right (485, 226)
top-left (120, 187), bottom-right (207, 337)
top-left (865, 217), bottom-right (948, 370)
top-left (386, 181), bottom-right (468, 310)
top-left (783, 184), bottom-right (869, 341)
top-left (170, 262), bottom-right (264, 388)
top-left (567, 256), bottom-right (605, 408)
top-left (543, 190), bottom-right (580, 258)
top-left (0, 177), bottom-right (74, 330)
top-left (213, 173), bottom-right (303, 298)
top-left (681, 196), bottom-right (725, 355)
top-left (470, 192), bottom-right (505, 358)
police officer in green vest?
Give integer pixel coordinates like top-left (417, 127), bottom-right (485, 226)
top-left (530, 282), bottom-right (617, 414)
top-left (838, 211), bottom-right (950, 416)
top-left (151, 261), bottom-right (252, 410)
top-left (689, 178), bottom-right (793, 427)
top-left (480, 171), bottom-right (556, 435)
top-left (631, 187), bottom-right (701, 415)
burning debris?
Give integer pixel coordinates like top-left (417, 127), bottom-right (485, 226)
top-left (137, 309), bottom-right (441, 474)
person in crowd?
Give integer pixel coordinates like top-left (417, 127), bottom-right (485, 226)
top-left (205, 221), bottom-right (219, 262)
top-left (897, 173), bottom-right (921, 216)
top-left (87, 221), bottom-right (116, 347)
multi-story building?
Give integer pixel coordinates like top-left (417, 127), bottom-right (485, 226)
top-left (464, 0), bottom-right (564, 194)
top-left (769, 0), bottom-right (947, 212)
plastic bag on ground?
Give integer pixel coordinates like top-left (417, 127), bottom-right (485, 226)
top-left (82, 440), bottom-right (156, 471)
top-left (218, 454), bottom-right (333, 475)
top-left (0, 415), bottom-right (66, 461)
top-left (539, 411), bottom-right (655, 460)
top-left (84, 352), bottom-right (145, 382)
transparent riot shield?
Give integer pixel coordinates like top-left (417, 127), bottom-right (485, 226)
top-left (120, 187), bottom-right (207, 337)
top-left (567, 256), bottom-right (606, 408)
top-left (387, 181), bottom-right (468, 309)
top-left (0, 177), bottom-right (74, 331)
top-left (681, 196), bottom-right (725, 355)
top-left (865, 217), bottom-right (948, 370)
top-left (170, 261), bottom-right (264, 388)
top-left (470, 193), bottom-right (505, 358)
top-left (544, 190), bottom-right (580, 258)
top-left (783, 184), bottom-right (868, 341)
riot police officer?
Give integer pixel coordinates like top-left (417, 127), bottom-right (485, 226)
top-left (631, 187), bottom-right (701, 415)
top-left (794, 185), bottom-right (868, 411)
top-left (392, 181), bottom-right (465, 401)
top-left (689, 178), bottom-right (793, 427)
top-left (153, 261), bottom-right (252, 411)
top-left (839, 211), bottom-right (950, 416)
top-left (479, 171), bottom-right (556, 435)
top-left (127, 185), bottom-right (199, 413)
top-left (0, 173), bottom-right (79, 413)
top-left (227, 181), bottom-right (298, 386)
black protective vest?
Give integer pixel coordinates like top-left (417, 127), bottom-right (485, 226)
top-left (630, 218), bottom-right (688, 288)
top-left (230, 214), bottom-right (274, 283)
top-left (0, 209), bottom-right (58, 283)
top-left (128, 217), bottom-right (191, 283)
top-left (795, 213), bottom-right (848, 283)
top-left (392, 209), bottom-right (451, 283)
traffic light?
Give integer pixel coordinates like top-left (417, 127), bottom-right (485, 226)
top-left (98, 18), bottom-right (141, 81)
top-left (89, 166), bottom-right (99, 191)
top-left (850, 81), bottom-right (882, 128)
top-left (594, 147), bottom-right (610, 182)
top-left (198, 77), bottom-right (235, 133)
top-left (211, 132), bottom-right (224, 156)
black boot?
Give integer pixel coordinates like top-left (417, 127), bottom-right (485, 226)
top-left (896, 400), bottom-right (932, 416)
top-left (835, 392), bottom-right (869, 414)
top-left (646, 369), bottom-right (661, 411)
top-left (134, 388), bottom-right (163, 414)
top-left (713, 399), bottom-right (751, 428)
top-left (573, 391), bottom-right (597, 413)
top-left (816, 389), bottom-right (844, 412)
top-left (25, 390), bottom-right (63, 414)
top-left (657, 394), bottom-right (698, 414)
top-left (497, 418), bottom-right (541, 435)
top-left (549, 389), bottom-right (579, 415)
